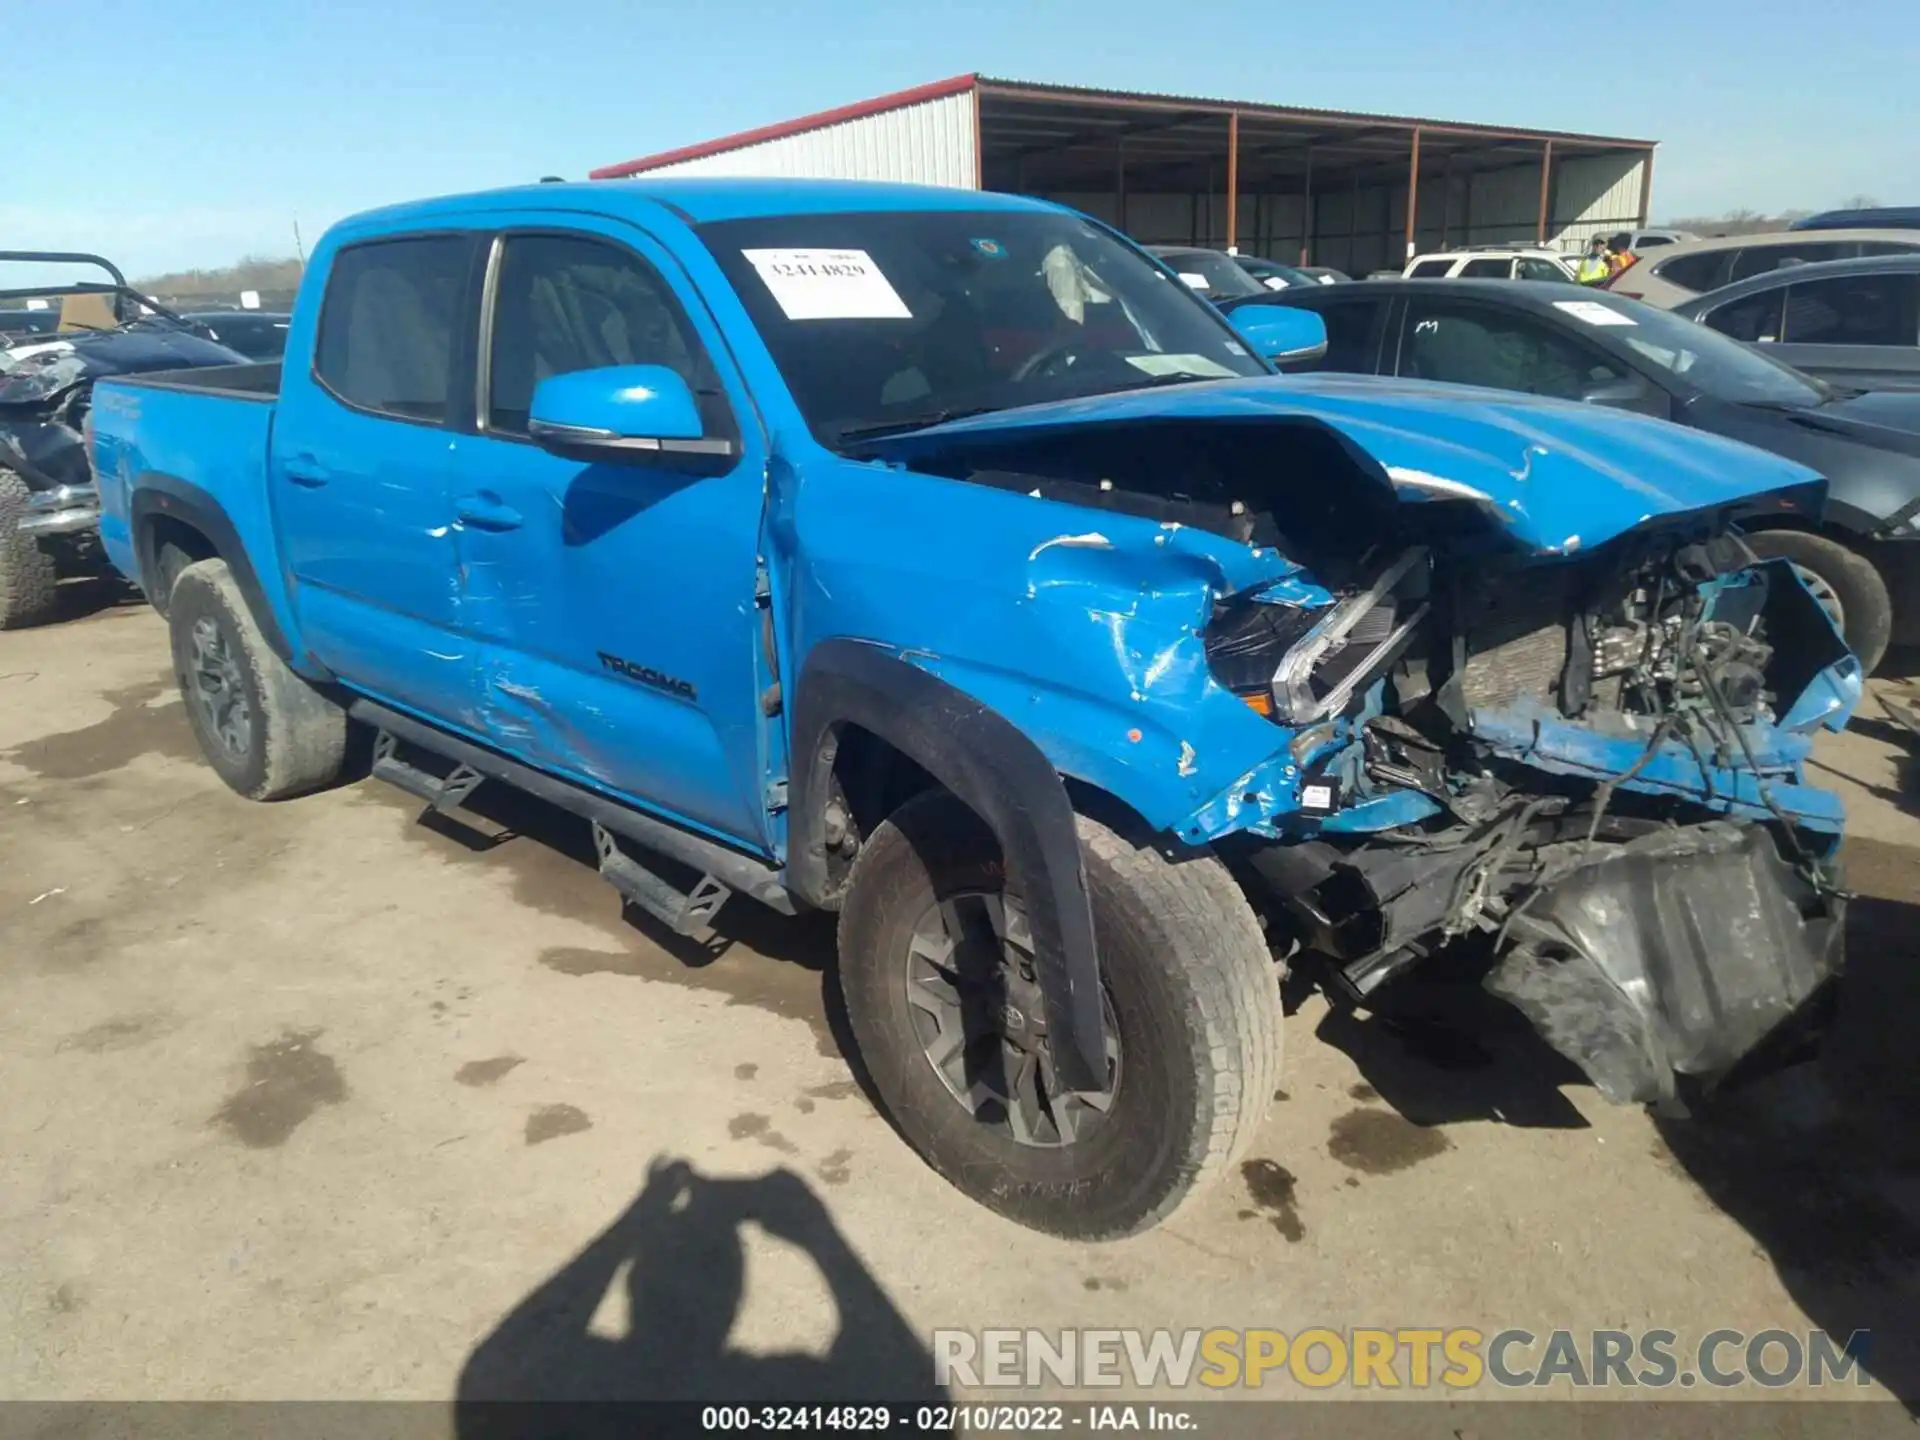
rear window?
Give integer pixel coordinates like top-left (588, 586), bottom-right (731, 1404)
top-left (1458, 258), bottom-right (1510, 279)
top-left (1648, 250), bottom-right (1729, 294)
top-left (1728, 241), bottom-right (1847, 283)
top-left (314, 235), bottom-right (473, 423)
top-left (1407, 259), bottom-right (1455, 279)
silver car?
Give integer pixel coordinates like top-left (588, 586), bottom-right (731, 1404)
top-left (1606, 228), bottom-right (1920, 309)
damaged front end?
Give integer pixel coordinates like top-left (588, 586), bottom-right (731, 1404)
top-left (862, 379), bottom-right (1861, 1106)
top-left (1208, 507), bottom-right (1857, 1104)
top-left (1225, 534), bottom-right (1856, 1102)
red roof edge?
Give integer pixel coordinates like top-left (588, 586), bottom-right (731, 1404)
top-left (590, 74), bottom-right (980, 180)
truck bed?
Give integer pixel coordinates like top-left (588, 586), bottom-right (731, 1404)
top-left (103, 360), bottom-right (281, 402)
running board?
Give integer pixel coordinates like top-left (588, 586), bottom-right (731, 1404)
top-left (593, 823), bottom-right (732, 935)
top-left (349, 699), bottom-right (795, 917)
top-left (371, 730), bottom-right (485, 812)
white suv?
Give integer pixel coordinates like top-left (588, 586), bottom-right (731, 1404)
top-left (1403, 247), bottom-right (1577, 282)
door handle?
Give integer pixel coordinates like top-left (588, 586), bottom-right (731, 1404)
top-left (283, 454), bottom-right (329, 488)
top-left (454, 495), bottom-right (524, 532)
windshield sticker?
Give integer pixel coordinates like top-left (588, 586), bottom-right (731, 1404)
top-left (742, 248), bottom-right (911, 321)
top-left (1124, 354), bottom-right (1239, 379)
top-left (1177, 272), bottom-right (1210, 290)
top-left (1554, 299), bottom-right (1637, 327)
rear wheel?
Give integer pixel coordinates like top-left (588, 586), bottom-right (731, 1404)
top-left (167, 558), bottom-right (348, 800)
top-left (837, 791), bottom-right (1282, 1239)
top-left (1743, 530), bottom-right (1892, 675)
top-left (0, 471), bottom-right (59, 629)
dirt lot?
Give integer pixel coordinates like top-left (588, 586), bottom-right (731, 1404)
top-left (2, 596), bottom-right (1917, 1416)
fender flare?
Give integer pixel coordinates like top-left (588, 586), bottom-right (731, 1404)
top-left (788, 639), bottom-right (1109, 1093)
top-left (128, 473), bottom-right (315, 673)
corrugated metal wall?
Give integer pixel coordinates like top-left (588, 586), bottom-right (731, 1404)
top-left (635, 91), bottom-right (979, 186)
top-left (1044, 151), bottom-right (1645, 275)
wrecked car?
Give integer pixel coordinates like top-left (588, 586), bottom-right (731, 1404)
top-left (0, 251), bottom-right (245, 627)
top-left (87, 182), bottom-right (1860, 1239)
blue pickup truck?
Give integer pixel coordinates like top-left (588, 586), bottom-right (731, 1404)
top-left (90, 179), bottom-right (1861, 1237)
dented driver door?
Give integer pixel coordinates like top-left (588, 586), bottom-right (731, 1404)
top-left (450, 219), bottom-right (774, 852)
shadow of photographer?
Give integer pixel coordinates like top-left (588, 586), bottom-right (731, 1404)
top-left (457, 1158), bottom-right (947, 1432)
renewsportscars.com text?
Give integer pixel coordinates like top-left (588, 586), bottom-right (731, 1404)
top-left (933, 1327), bottom-right (1874, 1391)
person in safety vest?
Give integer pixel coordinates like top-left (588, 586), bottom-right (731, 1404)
top-left (1576, 236), bottom-right (1612, 285)
top-left (1606, 233), bottom-right (1638, 278)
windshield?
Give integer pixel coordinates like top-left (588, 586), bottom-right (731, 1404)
top-left (1153, 249), bottom-right (1267, 299)
top-left (700, 212), bottom-right (1269, 446)
top-left (1567, 294), bottom-right (1828, 405)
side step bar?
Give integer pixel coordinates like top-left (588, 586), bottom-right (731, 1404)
top-left (349, 698), bottom-right (795, 920)
top-left (371, 730), bottom-right (484, 811)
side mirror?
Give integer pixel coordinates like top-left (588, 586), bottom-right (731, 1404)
top-left (1228, 305), bottom-right (1330, 369)
top-left (1580, 372), bottom-right (1670, 420)
top-left (527, 364), bottom-right (735, 462)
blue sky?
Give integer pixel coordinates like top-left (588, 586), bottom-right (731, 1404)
top-left (7, 0), bottom-right (1911, 278)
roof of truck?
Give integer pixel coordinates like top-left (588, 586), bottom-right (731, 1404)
top-left (341, 178), bottom-right (1064, 232)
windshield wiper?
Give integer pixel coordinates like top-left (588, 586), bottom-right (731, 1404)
top-left (834, 406), bottom-right (1002, 444)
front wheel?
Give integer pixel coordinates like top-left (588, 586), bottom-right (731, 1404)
top-left (167, 558), bottom-right (349, 800)
top-left (837, 791), bottom-right (1282, 1239)
top-left (0, 471), bottom-right (59, 629)
top-left (1743, 530), bottom-right (1893, 675)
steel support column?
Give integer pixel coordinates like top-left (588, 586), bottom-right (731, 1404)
top-left (1300, 148), bottom-right (1314, 264)
top-left (1403, 127), bottom-right (1421, 260)
top-left (1225, 111), bottom-right (1241, 253)
top-left (1537, 139), bottom-right (1554, 243)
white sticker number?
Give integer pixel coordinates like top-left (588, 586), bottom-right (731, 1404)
top-left (742, 248), bottom-right (911, 321)
top-left (1553, 299), bottom-right (1637, 327)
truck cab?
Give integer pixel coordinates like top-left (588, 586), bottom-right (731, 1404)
top-left (89, 180), bottom-right (1862, 1239)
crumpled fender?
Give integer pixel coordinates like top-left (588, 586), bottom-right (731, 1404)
top-left (787, 638), bottom-right (1110, 1092)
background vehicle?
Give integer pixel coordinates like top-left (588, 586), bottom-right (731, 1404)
top-left (1232, 255), bottom-right (1325, 290)
top-left (0, 251), bottom-right (246, 627)
top-left (1605, 228), bottom-right (1920, 308)
top-left (89, 180), bottom-right (1856, 1240)
top-left (1791, 206), bottom-right (1920, 233)
top-left (1674, 254), bottom-right (1920, 392)
top-left (180, 311), bottom-right (292, 361)
top-left (1267, 277), bottom-right (1920, 670)
top-left (1404, 246), bottom-right (1576, 282)
top-left (1297, 266), bottom-right (1349, 284)
top-left (1145, 244), bottom-right (1269, 301)
top-left (1617, 227), bottom-right (1698, 251)
top-left (0, 309), bottom-right (59, 341)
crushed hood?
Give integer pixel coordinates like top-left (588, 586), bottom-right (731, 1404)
top-left (861, 373), bottom-right (1828, 556)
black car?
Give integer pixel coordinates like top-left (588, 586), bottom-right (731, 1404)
top-left (1146, 246), bottom-right (1269, 304)
top-left (1268, 278), bottom-right (1920, 671)
top-left (1, 251), bottom-right (248, 627)
top-left (180, 310), bottom-right (292, 361)
top-left (0, 309), bottom-right (59, 341)
top-left (1672, 254), bottom-right (1920, 393)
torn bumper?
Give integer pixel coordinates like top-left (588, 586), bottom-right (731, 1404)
top-left (1485, 823), bottom-right (1843, 1105)
top-left (18, 482), bottom-right (99, 537)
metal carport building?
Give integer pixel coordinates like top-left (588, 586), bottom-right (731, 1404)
top-left (591, 74), bottom-right (1657, 276)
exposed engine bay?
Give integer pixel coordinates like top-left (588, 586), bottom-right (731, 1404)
top-left (1212, 534), bottom-right (1852, 1103)
top-left (864, 402), bottom-right (1861, 1106)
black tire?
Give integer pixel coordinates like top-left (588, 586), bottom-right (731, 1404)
top-left (838, 791), bottom-right (1281, 1239)
top-left (1743, 530), bottom-right (1893, 676)
top-left (167, 558), bottom-right (348, 800)
top-left (0, 471), bottom-right (59, 630)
